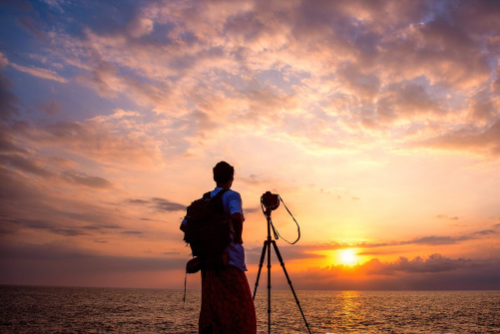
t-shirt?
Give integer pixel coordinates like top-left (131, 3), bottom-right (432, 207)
top-left (182, 187), bottom-right (247, 272)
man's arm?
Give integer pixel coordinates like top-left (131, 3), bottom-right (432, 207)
top-left (231, 212), bottom-right (244, 244)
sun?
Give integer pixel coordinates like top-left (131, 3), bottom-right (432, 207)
top-left (338, 249), bottom-right (357, 266)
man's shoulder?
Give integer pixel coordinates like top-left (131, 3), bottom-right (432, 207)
top-left (209, 188), bottom-right (240, 200)
top-left (220, 189), bottom-right (241, 201)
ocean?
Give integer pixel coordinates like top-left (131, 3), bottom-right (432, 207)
top-left (1, 286), bottom-right (499, 333)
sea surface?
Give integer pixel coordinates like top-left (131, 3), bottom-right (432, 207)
top-left (1, 286), bottom-right (499, 333)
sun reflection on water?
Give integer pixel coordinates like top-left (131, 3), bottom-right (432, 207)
top-left (338, 291), bottom-right (362, 331)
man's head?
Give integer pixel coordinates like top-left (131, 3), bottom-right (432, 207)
top-left (213, 161), bottom-right (234, 187)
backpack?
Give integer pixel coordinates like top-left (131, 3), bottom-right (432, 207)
top-left (181, 189), bottom-right (231, 271)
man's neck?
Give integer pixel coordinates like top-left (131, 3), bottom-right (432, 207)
top-left (216, 183), bottom-right (231, 190)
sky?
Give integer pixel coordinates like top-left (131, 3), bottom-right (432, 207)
top-left (1, 0), bottom-right (500, 290)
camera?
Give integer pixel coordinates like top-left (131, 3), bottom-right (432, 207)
top-left (261, 191), bottom-right (280, 211)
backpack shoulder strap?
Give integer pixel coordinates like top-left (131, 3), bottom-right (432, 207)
top-left (214, 189), bottom-right (229, 198)
top-left (208, 189), bottom-right (230, 215)
top-left (203, 189), bottom-right (230, 200)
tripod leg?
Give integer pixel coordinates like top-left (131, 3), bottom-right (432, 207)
top-left (271, 241), bottom-right (312, 334)
top-left (267, 238), bottom-right (272, 334)
top-left (253, 241), bottom-right (268, 300)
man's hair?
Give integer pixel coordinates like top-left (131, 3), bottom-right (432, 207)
top-left (213, 161), bottom-right (234, 184)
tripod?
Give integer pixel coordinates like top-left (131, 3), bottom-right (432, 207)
top-left (253, 207), bottom-right (312, 334)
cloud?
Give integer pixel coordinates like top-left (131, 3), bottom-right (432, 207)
top-left (283, 227), bottom-right (500, 258)
top-left (1, 217), bottom-right (88, 237)
top-left (0, 240), bottom-right (186, 286)
top-left (0, 128), bottom-right (115, 190)
top-left (466, 90), bottom-right (499, 123)
top-left (384, 228), bottom-right (498, 246)
top-left (0, 153), bottom-right (54, 178)
top-left (283, 254), bottom-right (500, 290)
top-left (372, 81), bottom-right (446, 126)
top-left (436, 215), bottom-right (459, 220)
top-left (42, 0), bottom-right (67, 13)
top-left (0, 74), bottom-right (21, 122)
top-left (365, 253), bottom-right (473, 274)
top-left (127, 197), bottom-right (186, 212)
top-left (13, 120), bottom-right (163, 168)
top-left (422, 119), bottom-right (500, 157)
top-left (336, 62), bottom-right (380, 101)
top-left (121, 230), bottom-right (143, 235)
top-left (18, 0), bottom-right (496, 154)
top-left (17, 16), bottom-right (48, 40)
top-left (248, 247), bottom-right (500, 290)
top-left (151, 198), bottom-right (186, 212)
top-left (10, 63), bottom-right (67, 83)
top-left (61, 170), bottom-right (114, 189)
top-left (0, 0), bottom-right (33, 12)
top-left (0, 52), bottom-right (8, 68)
top-left (0, 128), bottom-right (27, 154)
top-left (90, 108), bottom-right (140, 122)
top-left (247, 244), bottom-right (326, 264)
top-left (37, 99), bottom-right (61, 115)
top-left (0, 163), bottom-right (127, 241)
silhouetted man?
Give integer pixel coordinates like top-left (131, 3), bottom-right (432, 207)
top-left (182, 161), bottom-right (257, 334)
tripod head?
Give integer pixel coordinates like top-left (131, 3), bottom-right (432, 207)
top-left (260, 191), bottom-right (301, 245)
top-left (261, 191), bottom-right (280, 216)
top-left (260, 191), bottom-right (280, 238)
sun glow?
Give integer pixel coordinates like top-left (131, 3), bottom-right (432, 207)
top-left (338, 249), bottom-right (358, 266)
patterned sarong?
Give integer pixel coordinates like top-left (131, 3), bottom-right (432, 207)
top-left (199, 266), bottom-right (257, 334)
